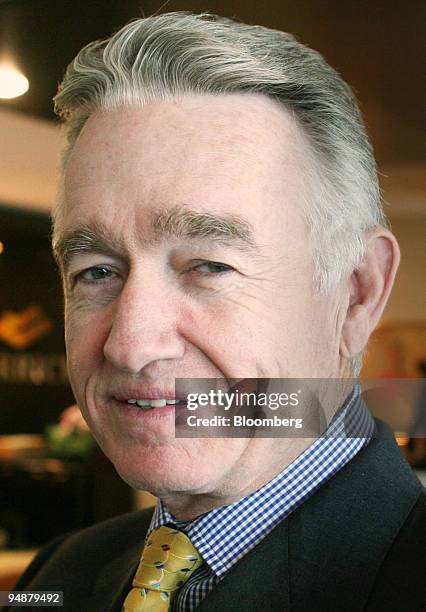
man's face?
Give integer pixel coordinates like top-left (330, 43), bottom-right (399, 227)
top-left (57, 93), bottom-right (344, 500)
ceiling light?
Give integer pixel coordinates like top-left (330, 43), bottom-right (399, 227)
top-left (0, 62), bottom-right (29, 99)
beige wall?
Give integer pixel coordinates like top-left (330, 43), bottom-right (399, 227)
top-left (0, 108), bottom-right (62, 212)
top-left (383, 218), bottom-right (426, 324)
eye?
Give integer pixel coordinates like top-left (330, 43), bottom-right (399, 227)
top-left (74, 265), bottom-right (117, 284)
top-left (193, 261), bottom-right (233, 275)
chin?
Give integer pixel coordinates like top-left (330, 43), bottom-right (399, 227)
top-left (105, 444), bottom-right (214, 497)
top-left (116, 466), bottom-right (212, 498)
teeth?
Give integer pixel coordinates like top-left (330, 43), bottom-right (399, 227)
top-left (126, 399), bottom-right (180, 409)
top-left (148, 399), bottom-right (167, 408)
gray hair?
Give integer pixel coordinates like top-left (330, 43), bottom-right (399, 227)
top-left (53, 11), bottom-right (390, 377)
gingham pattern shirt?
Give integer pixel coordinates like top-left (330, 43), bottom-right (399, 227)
top-left (147, 382), bottom-right (375, 611)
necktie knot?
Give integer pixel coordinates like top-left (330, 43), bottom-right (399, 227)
top-left (123, 525), bottom-right (203, 611)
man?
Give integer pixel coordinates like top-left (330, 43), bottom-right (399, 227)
top-left (8, 11), bottom-right (425, 611)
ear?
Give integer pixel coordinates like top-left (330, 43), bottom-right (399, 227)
top-left (340, 228), bottom-right (400, 360)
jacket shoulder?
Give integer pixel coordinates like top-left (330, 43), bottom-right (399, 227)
top-left (11, 508), bottom-right (154, 592)
top-left (366, 489), bottom-right (426, 610)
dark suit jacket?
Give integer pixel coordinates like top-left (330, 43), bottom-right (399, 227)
top-left (4, 419), bottom-right (426, 611)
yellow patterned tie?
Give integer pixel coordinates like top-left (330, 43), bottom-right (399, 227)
top-left (122, 525), bottom-right (204, 611)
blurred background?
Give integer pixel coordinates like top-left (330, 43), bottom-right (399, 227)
top-left (0, 0), bottom-right (425, 588)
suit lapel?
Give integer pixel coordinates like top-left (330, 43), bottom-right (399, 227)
top-left (86, 540), bottom-right (141, 612)
top-left (85, 509), bottom-right (154, 612)
top-left (197, 519), bottom-right (290, 612)
top-left (287, 419), bottom-right (422, 611)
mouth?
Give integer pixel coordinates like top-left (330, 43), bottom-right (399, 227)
top-left (124, 398), bottom-right (184, 410)
top-left (108, 396), bottom-right (188, 424)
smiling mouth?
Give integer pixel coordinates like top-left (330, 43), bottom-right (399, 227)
top-left (125, 399), bottom-right (183, 410)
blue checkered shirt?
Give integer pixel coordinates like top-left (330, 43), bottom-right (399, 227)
top-left (147, 382), bottom-right (375, 611)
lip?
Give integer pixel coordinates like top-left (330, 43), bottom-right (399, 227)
top-left (112, 386), bottom-right (188, 403)
top-left (108, 396), bottom-right (189, 424)
top-left (118, 399), bottom-right (173, 416)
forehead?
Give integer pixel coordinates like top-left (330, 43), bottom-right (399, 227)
top-left (59, 93), bottom-right (311, 244)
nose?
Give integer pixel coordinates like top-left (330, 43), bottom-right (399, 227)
top-left (103, 271), bottom-right (185, 373)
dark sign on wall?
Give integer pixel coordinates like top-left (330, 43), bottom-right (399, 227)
top-left (0, 205), bottom-right (75, 434)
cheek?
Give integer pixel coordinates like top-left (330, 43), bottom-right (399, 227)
top-left (65, 307), bottom-right (111, 387)
top-left (179, 302), bottom-right (259, 377)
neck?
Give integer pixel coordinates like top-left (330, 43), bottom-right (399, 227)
top-left (158, 435), bottom-right (316, 521)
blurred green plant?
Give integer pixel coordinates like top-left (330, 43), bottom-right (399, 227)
top-left (45, 404), bottom-right (96, 460)
top-left (45, 424), bottom-right (95, 460)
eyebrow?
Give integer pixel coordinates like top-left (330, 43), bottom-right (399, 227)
top-left (53, 206), bottom-right (260, 269)
top-left (53, 223), bottom-right (125, 270)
